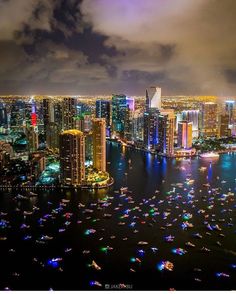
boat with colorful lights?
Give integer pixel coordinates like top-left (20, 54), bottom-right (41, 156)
top-left (200, 152), bottom-right (219, 158)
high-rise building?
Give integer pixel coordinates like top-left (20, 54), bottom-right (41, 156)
top-left (126, 97), bottom-right (135, 111)
top-left (59, 130), bottom-right (85, 186)
top-left (181, 110), bottom-right (199, 138)
top-left (43, 98), bottom-right (54, 124)
top-left (177, 121), bottom-right (192, 149)
top-left (75, 112), bottom-right (93, 133)
top-left (96, 100), bottom-right (111, 133)
top-left (146, 87), bottom-right (161, 109)
top-left (46, 122), bottom-right (60, 150)
top-left (26, 126), bottom-right (39, 152)
top-left (143, 108), bottom-right (159, 150)
top-left (92, 118), bottom-right (106, 172)
top-left (225, 100), bottom-right (235, 125)
top-left (200, 102), bottom-right (218, 137)
top-left (0, 103), bottom-right (8, 129)
top-left (112, 94), bottom-right (128, 138)
top-left (132, 109), bottom-right (144, 142)
top-left (62, 98), bottom-right (77, 130)
top-left (219, 114), bottom-right (230, 137)
top-left (85, 132), bottom-right (93, 166)
top-left (158, 109), bottom-right (175, 156)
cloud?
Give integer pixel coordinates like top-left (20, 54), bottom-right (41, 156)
top-left (1, 0), bottom-right (236, 95)
top-left (81, 0), bottom-right (236, 95)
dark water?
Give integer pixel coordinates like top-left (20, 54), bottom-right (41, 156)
top-left (0, 142), bottom-right (236, 290)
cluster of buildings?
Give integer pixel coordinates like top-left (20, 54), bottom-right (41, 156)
top-left (0, 91), bottom-right (236, 186)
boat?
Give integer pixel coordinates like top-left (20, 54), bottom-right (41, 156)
top-left (185, 242), bottom-right (196, 248)
top-left (120, 187), bottom-right (128, 194)
top-left (200, 152), bottom-right (219, 158)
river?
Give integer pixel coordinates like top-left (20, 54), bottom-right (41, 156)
top-left (0, 141), bottom-right (235, 290)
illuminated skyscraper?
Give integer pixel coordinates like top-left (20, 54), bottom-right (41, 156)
top-left (143, 108), bottom-right (159, 150)
top-left (177, 121), bottom-right (192, 149)
top-left (0, 103), bottom-right (8, 129)
top-left (126, 97), bottom-right (135, 111)
top-left (46, 122), bottom-right (60, 150)
top-left (96, 100), bottom-right (111, 136)
top-left (62, 97), bottom-right (77, 130)
top-left (219, 114), bottom-right (230, 137)
top-left (132, 109), bottom-right (144, 142)
top-left (26, 126), bottom-right (39, 152)
top-left (92, 118), bottom-right (106, 172)
top-left (43, 98), bottom-right (54, 131)
top-left (225, 100), bottom-right (235, 125)
top-left (112, 94), bottom-right (128, 138)
top-left (59, 130), bottom-right (85, 186)
top-left (158, 109), bottom-right (175, 156)
top-left (200, 102), bottom-right (218, 137)
top-left (146, 87), bottom-right (162, 109)
top-left (181, 110), bottom-right (199, 138)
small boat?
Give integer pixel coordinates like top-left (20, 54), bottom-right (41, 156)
top-left (200, 152), bottom-right (219, 158)
top-left (120, 187), bottom-right (128, 194)
top-left (138, 241), bottom-right (148, 245)
top-left (185, 242), bottom-right (196, 248)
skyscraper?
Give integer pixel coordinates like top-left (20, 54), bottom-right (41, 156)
top-left (177, 121), bottom-right (193, 149)
top-left (92, 118), bottom-right (106, 172)
top-left (219, 114), bottom-right (230, 137)
top-left (43, 98), bottom-right (54, 131)
top-left (96, 100), bottom-right (111, 136)
top-left (62, 97), bottom-right (77, 130)
top-left (200, 102), bottom-right (218, 137)
top-left (112, 94), bottom-right (128, 138)
top-left (0, 103), bottom-right (8, 129)
top-left (225, 100), bottom-right (235, 126)
top-left (146, 87), bottom-right (162, 109)
top-left (181, 110), bottom-right (199, 138)
top-left (143, 108), bottom-right (159, 150)
top-left (26, 126), bottom-right (39, 152)
top-left (158, 109), bottom-right (175, 156)
top-left (46, 122), bottom-right (60, 150)
top-left (59, 130), bottom-right (85, 186)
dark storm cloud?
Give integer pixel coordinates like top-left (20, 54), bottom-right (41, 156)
top-left (1, 0), bottom-right (236, 95)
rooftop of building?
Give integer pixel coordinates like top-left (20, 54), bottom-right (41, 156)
top-left (61, 129), bottom-right (83, 136)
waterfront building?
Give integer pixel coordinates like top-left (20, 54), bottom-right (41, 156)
top-left (46, 122), bottom-right (60, 150)
top-left (181, 110), bottom-right (199, 138)
top-left (158, 109), bottom-right (175, 156)
top-left (59, 130), bottom-right (85, 186)
top-left (92, 118), bottom-right (106, 172)
top-left (177, 121), bottom-right (193, 149)
top-left (62, 97), bottom-right (77, 130)
top-left (95, 100), bottom-right (111, 137)
top-left (132, 109), bottom-right (144, 142)
top-left (143, 108), bottom-right (159, 150)
top-left (219, 114), bottom-right (230, 137)
top-left (146, 87), bottom-right (161, 109)
top-left (85, 132), bottom-right (93, 166)
top-left (199, 102), bottom-right (218, 137)
top-left (112, 94), bottom-right (128, 139)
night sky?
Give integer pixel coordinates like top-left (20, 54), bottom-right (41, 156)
top-left (0, 0), bottom-right (236, 96)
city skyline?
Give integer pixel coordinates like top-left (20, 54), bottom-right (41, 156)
top-left (1, 0), bottom-right (236, 96)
